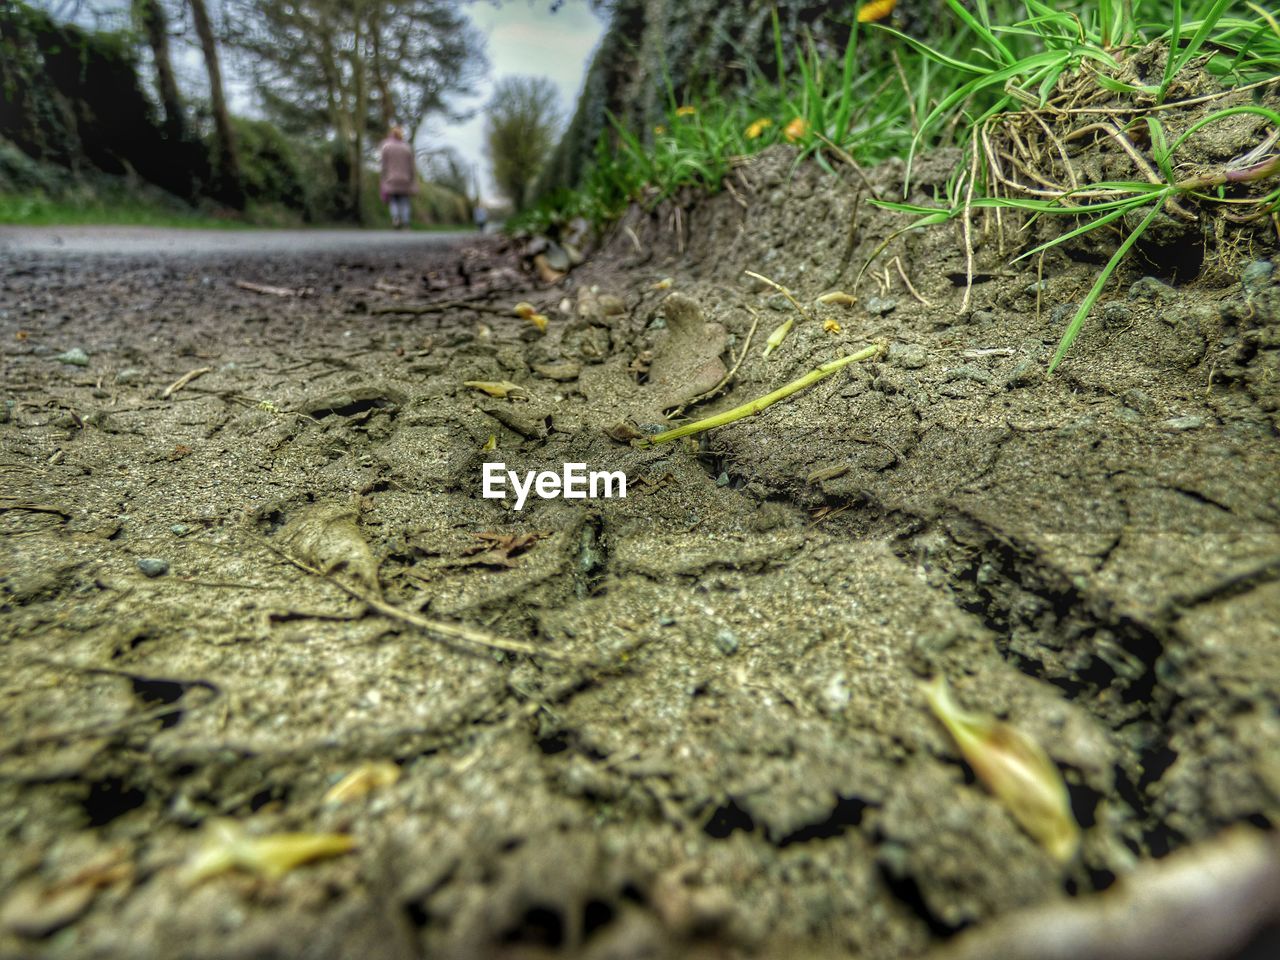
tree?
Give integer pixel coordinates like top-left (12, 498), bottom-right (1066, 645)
top-left (484, 75), bottom-right (560, 213)
top-left (131, 0), bottom-right (187, 144)
top-left (234, 0), bottom-right (482, 221)
top-left (187, 0), bottom-right (244, 207)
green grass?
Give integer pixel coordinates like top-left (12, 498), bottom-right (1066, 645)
top-left (515, 1), bottom-right (1280, 370)
top-left (0, 192), bottom-right (257, 228)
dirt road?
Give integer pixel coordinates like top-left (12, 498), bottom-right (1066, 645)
top-left (2, 153), bottom-right (1278, 960)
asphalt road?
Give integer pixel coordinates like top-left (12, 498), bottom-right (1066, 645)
top-left (0, 225), bottom-right (475, 258)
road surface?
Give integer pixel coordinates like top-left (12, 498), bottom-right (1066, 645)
top-left (0, 225), bottom-right (474, 258)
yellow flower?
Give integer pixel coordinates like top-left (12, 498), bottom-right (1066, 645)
top-left (675, 105), bottom-right (697, 117)
top-left (823, 319), bottom-right (841, 333)
top-left (857, 0), bottom-right (897, 23)
top-left (745, 118), bottom-right (773, 140)
top-left (784, 117), bottom-right (810, 142)
top-left (654, 125), bottom-right (666, 135)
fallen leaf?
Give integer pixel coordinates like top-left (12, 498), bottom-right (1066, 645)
top-left (461, 531), bottom-right (548, 568)
top-left (464, 380), bottom-right (528, 399)
top-left (168, 444), bottom-right (194, 461)
top-left (275, 503), bottom-right (382, 598)
top-left (922, 675), bottom-right (1080, 863)
top-left (183, 819), bottom-right (355, 884)
top-left (323, 761), bottom-right (401, 805)
top-left (815, 291), bottom-right (856, 306)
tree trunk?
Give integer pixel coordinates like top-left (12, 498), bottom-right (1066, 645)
top-left (132, 0), bottom-right (187, 144)
top-left (187, 0), bottom-right (245, 208)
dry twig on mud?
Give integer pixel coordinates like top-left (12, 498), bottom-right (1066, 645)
top-left (161, 366), bottom-right (211, 399)
top-left (262, 540), bottom-right (578, 663)
top-left (234, 280), bottom-right (314, 298)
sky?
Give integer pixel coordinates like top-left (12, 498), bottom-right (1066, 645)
top-left (422, 1), bottom-right (606, 204)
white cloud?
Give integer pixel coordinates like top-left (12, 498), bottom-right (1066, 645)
top-left (420, 0), bottom-right (605, 204)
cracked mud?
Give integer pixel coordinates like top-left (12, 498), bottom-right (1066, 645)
top-left (2, 149), bottom-right (1279, 959)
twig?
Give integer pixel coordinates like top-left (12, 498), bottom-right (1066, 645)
top-left (636, 342), bottom-right (886, 447)
top-left (667, 311), bottom-right (762, 418)
top-left (891, 256), bottom-right (932, 307)
top-left (234, 280), bottom-right (313, 298)
top-left (162, 367), bottom-right (211, 399)
top-left (262, 540), bottom-right (577, 662)
top-left (744, 270), bottom-right (814, 322)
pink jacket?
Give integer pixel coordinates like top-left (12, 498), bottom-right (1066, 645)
top-left (379, 138), bottom-right (417, 196)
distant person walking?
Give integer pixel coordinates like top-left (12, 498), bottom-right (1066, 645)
top-left (379, 126), bottom-right (416, 229)
top-left (473, 204), bottom-right (488, 233)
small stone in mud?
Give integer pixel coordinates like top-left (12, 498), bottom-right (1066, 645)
top-left (532, 360), bottom-right (581, 382)
top-left (1003, 359), bottom-right (1042, 389)
top-left (946, 365), bottom-right (993, 385)
top-left (714, 629), bottom-right (739, 655)
top-left (170, 524), bottom-right (191, 536)
top-left (1023, 279), bottom-right (1049, 296)
top-left (715, 472), bottom-right (730, 487)
top-left (597, 294), bottom-right (626, 315)
top-left (54, 348), bottom-right (89, 367)
top-left (820, 673), bottom-right (852, 714)
top-left (865, 296), bottom-right (898, 315)
top-left (1129, 276), bottom-right (1176, 300)
top-left (1242, 259), bottom-right (1274, 294)
top-left (137, 557), bottom-right (170, 578)
top-left (116, 368), bottom-right (143, 384)
top-left (1101, 303), bottom-right (1133, 326)
top-left (658, 615), bottom-right (675, 627)
top-left (1049, 303), bottom-right (1077, 325)
top-left (1162, 415), bottom-right (1205, 431)
top-left (890, 343), bottom-right (927, 369)
top-left (765, 293), bottom-right (790, 311)
top-left (1122, 388), bottom-right (1158, 415)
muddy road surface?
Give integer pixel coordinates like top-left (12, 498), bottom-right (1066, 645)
top-left (2, 153), bottom-right (1279, 960)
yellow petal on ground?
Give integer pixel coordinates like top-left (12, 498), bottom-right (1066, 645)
top-left (762, 318), bottom-right (794, 358)
top-left (857, 0), bottom-right (897, 23)
top-left (183, 819), bottom-right (356, 885)
top-left (823, 319), bottom-right (842, 333)
top-left (746, 118), bottom-right (773, 140)
top-left (527, 313), bottom-right (548, 333)
top-left (922, 676), bottom-right (1080, 863)
top-left (322, 761), bottom-right (401, 805)
top-left (652, 277), bottom-right (673, 290)
top-left (784, 117), bottom-right (810, 142)
top-left (482, 434), bottom-right (498, 452)
top-left (513, 301), bottom-right (537, 319)
top-left (816, 291), bottom-right (856, 306)
top-left (463, 380), bottom-right (527, 399)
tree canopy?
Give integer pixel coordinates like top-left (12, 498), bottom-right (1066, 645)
top-left (484, 74), bottom-right (560, 213)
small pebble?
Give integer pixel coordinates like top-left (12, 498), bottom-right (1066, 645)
top-left (945, 365), bottom-right (993, 385)
top-left (1101, 303), bottom-right (1133, 326)
top-left (1023, 279), bottom-right (1049, 295)
top-left (115, 368), bottom-right (143, 384)
top-left (54, 348), bottom-right (89, 367)
top-left (1128, 276), bottom-right (1176, 300)
top-left (715, 472), bottom-right (730, 487)
top-left (765, 293), bottom-right (791, 311)
top-left (1003, 359), bottom-right (1042, 389)
top-left (1242, 259), bottom-right (1274, 294)
top-left (971, 310), bottom-right (997, 324)
top-left (714, 629), bottom-right (739, 655)
top-left (865, 296), bottom-right (898, 315)
top-left (170, 524), bottom-right (191, 536)
top-left (658, 615), bottom-right (676, 627)
top-left (136, 558), bottom-right (170, 578)
top-left (1049, 303), bottom-right (1077, 325)
top-left (890, 343), bottom-right (927, 369)
top-left (1122, 388), bottom-right (1157, 415)
top-left (1161, 415), bottom-right (1205, 431)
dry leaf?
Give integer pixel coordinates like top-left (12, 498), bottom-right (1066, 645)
top-left (923, 676), bottom-right (1080, 863)
top-left (275, 503), bottom-right (382, 598)
top-left (183, 819), bottom-right (355, 884)
top-left (815, 291), bottom-right (856, 306)
top-left (461, 531), bottom-right (548, 568)
top-left (464, 380), bottom-right (527, 399)
top-left (323, 761), bottom-right (401, 805)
